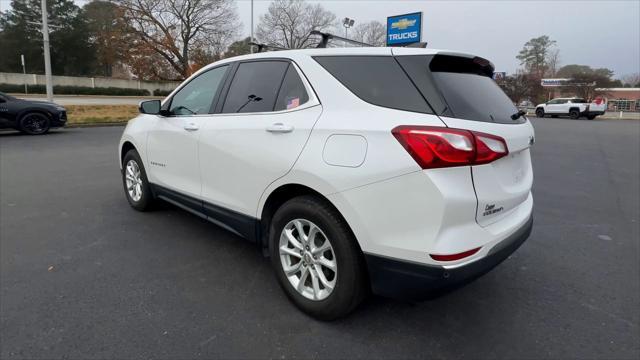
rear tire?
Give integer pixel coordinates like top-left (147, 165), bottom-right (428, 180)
top-left (569, 110), bottom-right (580, 119)
top-left (122, 149), bottom-right (155, 211)
top-left (535, 108), bottom-right (545, 118)
top-left (269, 195), bottom-right (368, 320)
top-left (587, 115), bottom-right (597, 120)
top-left (19, 112), bottom-right (50, 135)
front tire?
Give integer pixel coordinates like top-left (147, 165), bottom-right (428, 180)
top-left (269, 196), bottom-right (367, 320)
top-left (19, 112), bottom-right (50, 135)
top-left (122, 149), bottom-right (155, 211)
top-left (535, 108), bottom-right (545, 118)
top-left (570, 109), bottom-right (580, 119)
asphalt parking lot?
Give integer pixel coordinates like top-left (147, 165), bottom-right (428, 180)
top-left (1, 118), bottom-right (639, 359)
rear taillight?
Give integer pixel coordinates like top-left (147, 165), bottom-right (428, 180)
top-left (392, 126), bottom-right (508, 169)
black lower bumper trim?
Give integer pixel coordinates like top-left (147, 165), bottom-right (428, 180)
top-left (364, 215), bottom-right (533, 300)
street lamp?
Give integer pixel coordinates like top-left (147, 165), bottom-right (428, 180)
top-left (342, 17), bottom-right (355, 39)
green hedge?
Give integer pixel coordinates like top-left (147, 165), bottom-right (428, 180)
top-left (153, 89), bottom-right (173, 96)
top-left (0, 83), bottom-right (150, 96)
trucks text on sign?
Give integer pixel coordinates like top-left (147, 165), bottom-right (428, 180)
top-left (386, 12), bottom-right (422, 46)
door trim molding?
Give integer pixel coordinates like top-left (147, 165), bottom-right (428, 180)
top-left (150, 184), bottom-right (260, 243)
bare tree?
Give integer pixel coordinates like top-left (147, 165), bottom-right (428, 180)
top-left (352, 20), bottom-right (386, 46)
top-left (499, 71), bottom-right (536, 105)
top-left (621, 73), bottom-right (640, 87)
top-left (545, 48), bottom-right (560, 77)
top-left (256, 0), bottom-right (336, 49)
top-left (116, 0), bottom-right (238, 79)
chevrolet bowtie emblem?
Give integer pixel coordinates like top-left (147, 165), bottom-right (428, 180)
top-left (391, 18), bottom-right (416, 30)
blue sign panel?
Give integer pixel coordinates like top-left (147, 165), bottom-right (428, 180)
top-left (386, 12), bottom-right (422, 46)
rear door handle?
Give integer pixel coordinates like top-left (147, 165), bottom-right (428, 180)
top-left (266, 123), bottom-right (294, 133)
top-left (184, 122), bottom-right (199, 131)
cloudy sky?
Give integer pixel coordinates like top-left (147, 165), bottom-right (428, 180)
top-left (236, 0), bottom-right (640, 78)
top-left (2, 0), bottom-right (638, 78)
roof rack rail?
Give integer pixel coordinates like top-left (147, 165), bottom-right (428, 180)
top-left (249, 42), bottom-right (288, 53)
top-left (404, 42), bottom-right (428, 48)
top-left (310, 30), bottom-right (373, 48)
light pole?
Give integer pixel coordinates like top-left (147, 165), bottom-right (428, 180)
top-left (40, 0), bottom-right (53, 102)
top-left (21, 55), bottom-right (27, 95)
top-left (250, 0), bottom-right (254, 53)
top-left (342, 17), bottom-right (355, 40)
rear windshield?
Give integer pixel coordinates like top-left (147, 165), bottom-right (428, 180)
top-left (314, 54), bottom-right (522, 124)
top-left (399, 55), bottom-right (523, 124)
top-left (313, 56), bottom-right (432, 114)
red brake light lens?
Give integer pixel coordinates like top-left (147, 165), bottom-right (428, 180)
top-left (392, 126), bottom-right (509, 169)
top-left (430, 247), bottom-right (481, 262)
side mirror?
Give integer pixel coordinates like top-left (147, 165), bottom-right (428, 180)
top-left (139, 100), bottom-right (161, 115)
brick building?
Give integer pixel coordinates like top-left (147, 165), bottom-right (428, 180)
top-left (544, 82), bottom-right (639, 112)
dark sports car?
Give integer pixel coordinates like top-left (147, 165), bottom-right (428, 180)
top-left (0, 92), bottom-right (67, 135)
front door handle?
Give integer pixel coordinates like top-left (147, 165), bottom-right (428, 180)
top-left (266, 123), bottom-right (294, 133)
top-left (184, 122), bottom-right (199, 131)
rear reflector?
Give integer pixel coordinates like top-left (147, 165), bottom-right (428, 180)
top-left (430, 247), bottom-right (481, 262)
top-left (392, 126), bottom-right (508, 169)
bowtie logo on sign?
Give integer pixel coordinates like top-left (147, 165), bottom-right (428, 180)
top-left (387, 12), bottom-right (422, 46)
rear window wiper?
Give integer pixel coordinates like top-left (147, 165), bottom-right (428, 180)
top-left (510, 110), bottom-right (526, 120)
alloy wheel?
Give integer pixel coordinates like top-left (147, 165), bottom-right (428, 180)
top-left (279, 219), bottom-right (337, 301)
top-left (125, 160), bottom-right (143, 202)
top-left (22, 114), bottom-right (48, 134)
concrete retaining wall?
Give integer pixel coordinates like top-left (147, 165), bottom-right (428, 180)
top-left (0, 72), bottom-right (179, 92)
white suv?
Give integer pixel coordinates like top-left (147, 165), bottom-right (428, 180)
top-left (119, 47), bottom-right (534, 319)
top-left (535, 97), bottom-right (607, 120)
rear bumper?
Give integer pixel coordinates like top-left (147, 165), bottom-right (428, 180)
top-left (364, 214), bottom-right (533, 300)
top-left (582, 110), bottom-right (605, 116)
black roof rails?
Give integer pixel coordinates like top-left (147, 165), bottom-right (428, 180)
top-left (310, 30), bottom-right (373, 48)
top-left (249, 42), bottom-right (288, 53)
top-left (404, 42), bottom-right (428, 48)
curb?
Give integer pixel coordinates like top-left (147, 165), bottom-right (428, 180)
top-left (66, 122), bottom-right (128, 128)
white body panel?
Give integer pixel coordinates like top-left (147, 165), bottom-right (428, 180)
top-left (146, 115), bottom-right (204, 198)
top-left (199, 105), bottom-right (322, 215)
top-left (119, 47), bottom-right (534, 270)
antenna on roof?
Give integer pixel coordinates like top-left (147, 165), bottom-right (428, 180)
top-left (310, 30), bottom-right (372, 48)
top-left (249, 42), bottom-right (288, 53)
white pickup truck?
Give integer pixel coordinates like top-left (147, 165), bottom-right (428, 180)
top-left (535, 97), bottom-right (607, 120)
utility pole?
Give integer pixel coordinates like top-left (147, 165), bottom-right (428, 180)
top-left (41, 0), bottom-right (53, 102)
top-left (21, 55), bottom-right (28, 94)
top-left (250, 0), bottom-right (254, 53)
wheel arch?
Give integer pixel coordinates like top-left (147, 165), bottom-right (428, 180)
top-left (17, 108), bottom-right (54, 121)
top-left (258, 183), bottom-right (363, 256)
top-left (120, 141), bottom-right (137, 167)
top-left (569, 107), bottom-right (581, 113)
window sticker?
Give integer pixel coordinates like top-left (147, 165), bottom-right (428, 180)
top-left (286, 97), bottom-right (300, 110)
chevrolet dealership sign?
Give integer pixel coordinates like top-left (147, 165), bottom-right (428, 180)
top-left (387, 12), bottom-right (422, 46)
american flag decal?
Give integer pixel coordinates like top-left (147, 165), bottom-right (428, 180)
top-left (287, 97), bottom-right (300, 110)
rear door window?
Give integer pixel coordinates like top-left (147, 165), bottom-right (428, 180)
top-left (274, 65), bottom-right (310, 111)
top-left (222, 61), bottom-right (289, 113)
top-left (314, 56), bottom-right (432, 114)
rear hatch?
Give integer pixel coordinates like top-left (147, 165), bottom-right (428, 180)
top-left (393, 49), bottom-right (534, 227)
top-left (589, 97), bottom-right (607, 113)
